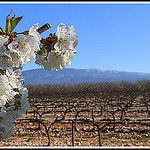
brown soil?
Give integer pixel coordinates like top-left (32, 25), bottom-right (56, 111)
top-left (0, 116), bottom-right (149, 147)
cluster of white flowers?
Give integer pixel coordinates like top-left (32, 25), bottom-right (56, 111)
top-left (35, 23), bottom-right (78, 71)
top-left (0, 23), bottom-right (41, 69)
top-left (0, 23), bottom-right (41, 141)
top-left (0, 67), bottom-right (29, 141)
top-left (0, 14), bottom-right (78, 141)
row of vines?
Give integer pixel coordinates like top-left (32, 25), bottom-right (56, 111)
top-left (13, 81), bottom-right (150, 146)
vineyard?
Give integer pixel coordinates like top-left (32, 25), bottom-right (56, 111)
top-left (0, 81), bottom-right (150, 147)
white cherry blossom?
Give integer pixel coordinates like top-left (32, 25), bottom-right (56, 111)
top-left (0, 69), bottom-right (29, 141)
top-left (35, 23), bottom-right (78, 71)
top-left (0, 24), bottom-right (41, 69)
top-left (54, 23), bottom-right (78, 58)
top-left (35, 50), bottom-right (71, 71)
top-left (29, 23), bottom-right (41, 43)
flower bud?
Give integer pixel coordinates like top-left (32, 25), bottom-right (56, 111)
top-left (9, 36), bottom-right (14, 43)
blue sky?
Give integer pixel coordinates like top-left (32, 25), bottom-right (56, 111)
top-left (1, 2), bottom-right (150, 73)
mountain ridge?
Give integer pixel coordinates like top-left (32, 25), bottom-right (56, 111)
top-left (22, 68), bottom-right (150, 85)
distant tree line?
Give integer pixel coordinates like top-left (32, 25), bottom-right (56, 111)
top-left (27, 80), bottom-right (150, 99)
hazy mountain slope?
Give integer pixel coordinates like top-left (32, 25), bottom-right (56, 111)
top-left (22, 68), bottom-right (150, 85)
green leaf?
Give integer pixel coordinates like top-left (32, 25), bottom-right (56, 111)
top-left (5, 10), bottom-right (24, 35)
top-left (5, 10), bottom-right (13, 34)
top-left (9, 15), bottom-right (24, 33)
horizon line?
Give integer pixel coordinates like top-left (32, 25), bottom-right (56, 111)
top-left (22, 67), bottom-right (150, 74)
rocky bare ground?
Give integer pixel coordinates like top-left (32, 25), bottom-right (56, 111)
top-left (0, 117), bottom-right (149, 147)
